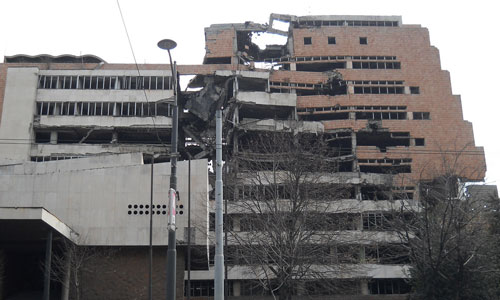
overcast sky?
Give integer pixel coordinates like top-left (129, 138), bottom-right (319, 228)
top-left (0, 0), bottom-right (498, 190)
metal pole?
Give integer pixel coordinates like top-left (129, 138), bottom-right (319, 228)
top-left (214, 109), bottom-right (224, 300)
top-left (187, 158), bottom-right (192, 300)
top-left (43, 230), bottom-right (52, 300)
top-left (149, 155), bottom-right (154, 300)
top-left (166, 59), bottom-right (178, 300)
top-left (224, 193), bottom-right (228, 299)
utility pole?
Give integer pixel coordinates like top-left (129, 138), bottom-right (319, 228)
top-left (157, 38), bottom-right (178, 300)
top-left (214, 109), bottom-right (224, 300)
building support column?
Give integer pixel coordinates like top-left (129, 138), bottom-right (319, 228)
top-left (50, 131), bottom-right (58, 145)
top-left (43, 230), bottom-right (53, 300)
top-left (61, 247), bottom-right (72, 300)
top-left (111, 131), bottom-right (118, 144)
top-left (361, 279), bottom-right (370, 295)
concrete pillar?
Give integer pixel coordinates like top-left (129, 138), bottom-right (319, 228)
top-left (360, 279), bottom-right (370, 295)
top-left (351, 132), bottom-right (358, 172)
top-left (404, 86), bottom-right (410, 94)
top-left (349, 112), bottom-right (356, 120)
top-left (357, 214), bottom-right (363, 231)
top-left (61, 248), bottom-right (72, 300)
top-left (360, 246), bottom-right (366, 263)
top-left (111, 131), bottom-right (118, 144)
top-left (233, 215), bottom-right (241, 232)
top-left (346, 60), bottom-right (353, 69)
top-left (355, 186), bottom-right (362, 201)
top-left (50, 131), bottom-right (58, 145)
top-left (43, 230), bottom-right (53, 300)
top-left (348, 85), bottom-right (354, 94)
top-left (233, 281), bottom-right (241, 296)
top-left (290, 63), bottom-right (297, 71)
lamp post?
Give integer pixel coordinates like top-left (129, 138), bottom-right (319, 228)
top-left (157, 38), bottom-right (178, 300)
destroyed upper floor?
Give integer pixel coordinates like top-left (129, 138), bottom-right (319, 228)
top-left (204, 14), bottom-right (413, 66)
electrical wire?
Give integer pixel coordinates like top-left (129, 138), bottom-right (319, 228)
top-left (116, 0), bottom-right (170, 150)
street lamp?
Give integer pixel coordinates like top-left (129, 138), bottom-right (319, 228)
top-left (158, 38), bottom-right (178, 300)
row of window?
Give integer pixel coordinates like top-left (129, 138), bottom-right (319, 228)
top-left (220, 244), bottom-right (409, 266)
top-left (304, 36), bottom-right (369, 45)
top-left (185, 279), bottom-right (409, 297)
top-left (297, 20), bottom-right (399, 27)
top-left (358, 158), bottom-right (412, 164)
top-left (30, 155), bottom-right (82, 162)
top-left (226, 183), bottom-right (415, 202)
top-left (300, 112), bottom-right (431, 122)
top-left (297, 105), bottom-right (407, 113)
top-left (348, 80), bottom-right (404, 85)
top-left (38, 75), bottom-right (173, 90)
top-left (352, 61), bottom-right (401, 69)
top-left (36, 101), bottom-right (172, 117)
top-left (354, 86), bottom-right (420, 94)
top-left (263, 55), bottom-right (397, 64)
top-left (210, 212), bottom-right (402, 232)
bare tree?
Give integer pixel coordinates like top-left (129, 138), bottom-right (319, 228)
top-left (224, 131), bottom-right (362, 300)
top-left (389, 168), bottom-right (500, 299)
top-left (50, 238), bottom-right (112, 300)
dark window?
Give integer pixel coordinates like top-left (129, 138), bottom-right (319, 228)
top-left (304, 37), bottom-right (312, 45)
top-left (410, 86), bottom-right (420, 94)
top-left (185, 280), bottom-right (214, 297)
top-left (413, 112), bottom-right (430, 120)
top-left (360, 37), bottom-right (368, 44)
top-left (369, 279), bottom-right (410, 294)
top-left (415, 138), bottom-right (425, 146)
top-left (363, 212), bottom-right (392, 230)
top-left (328, 36), bottom-right (336, 44)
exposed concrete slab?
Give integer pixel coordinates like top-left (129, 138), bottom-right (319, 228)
top-left (36, 89), bottom-right (174, 103)
top-left (37, 115), bottom-right (172, 128)
top-left (239, 119), bottom-right (324, 133)
top-left (236, 91), bottom-right (296, 107)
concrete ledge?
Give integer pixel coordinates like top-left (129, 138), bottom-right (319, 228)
top-left (0, 207), bottom-right (78, 242)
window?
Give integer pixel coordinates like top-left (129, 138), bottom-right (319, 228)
top-left (415, 138), bottom-right (425, 146)
top-left (413, 112), bottom-right (430, 120)
top-left (410, 86), bottom-right (420, 94)
top-left (35, 101), bottom-right (171, 117)
top-left (360, 37), bottom-right (368, 44)
top-left (304, 37), bottom-right (312, 45)
top-left (352, 61), bottom-right (401, 69)
top-left (362, 212), bottom-right (392, 230)
top-left (185, 280), bottom-right (214, 297)
top-left (328, 36), bottom-right (336, 44)
top-left (369, 279), bottom-right (410, 294)
top-left (353, 86), bottom-right (404, 94)
top-left (38, 75), bottom-right (172, 90)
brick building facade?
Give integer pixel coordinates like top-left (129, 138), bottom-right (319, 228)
top-left (0, 13), bottom-right (487, 300)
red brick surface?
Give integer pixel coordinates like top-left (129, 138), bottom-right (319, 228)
top-left (77, 247), bottom-right (185, 300)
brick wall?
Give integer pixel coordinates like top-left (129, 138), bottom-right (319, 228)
top-left (76, 246), bottom-right (185, 300)
top-left (205, 28), bottom-right (235, 58)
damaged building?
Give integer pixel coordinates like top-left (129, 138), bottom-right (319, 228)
top-left (0, 13), bottom-right (489, 300)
